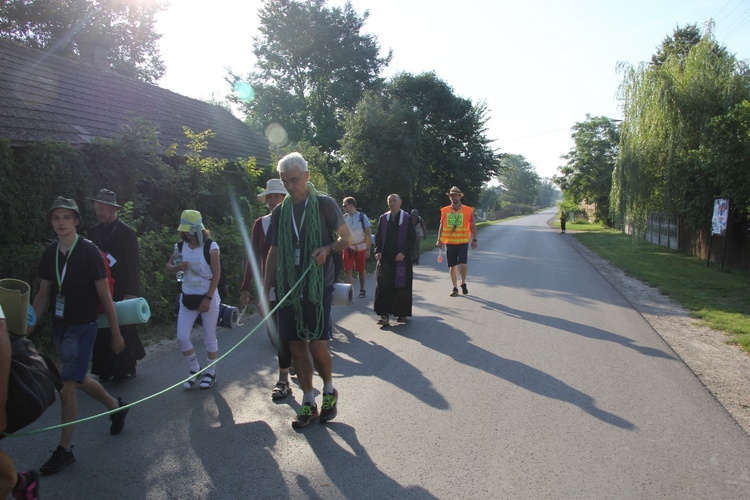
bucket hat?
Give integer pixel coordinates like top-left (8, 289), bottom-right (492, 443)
top-left (258, 178), bottom-right (288, 202)
top-left (177, 210), bottom-right (205, 233)
top-left (87, 188), bottom-right (123, 208)
top-left (47, 196), bottom-right (81, 222)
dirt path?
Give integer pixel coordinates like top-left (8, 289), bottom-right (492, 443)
top-left (566, 235), bottom-right (750, 435)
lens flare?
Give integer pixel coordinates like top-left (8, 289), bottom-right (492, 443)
top-left (265, 122), bottom-right (288, 147)
top-left (233, 80), bottom-right (255, 102)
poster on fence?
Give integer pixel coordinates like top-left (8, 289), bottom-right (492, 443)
top-left (711, 198), bottom-right (729, 236)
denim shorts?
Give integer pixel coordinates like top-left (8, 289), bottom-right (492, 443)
top-left (52, 322), bottom-right (98, 383)
top-left (278, 285), bottom-right (333, 342)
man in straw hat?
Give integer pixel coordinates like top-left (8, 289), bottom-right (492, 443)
top-left (30, 197), bottom-right (129, 475)
top-left (436, 186), bottom-right (478, 297)
top-left (240, 178), bottom-right (295, 401)
top-left (86, 189), bottom-right (145, 384)
top-left (264, 152), bottom-right (353, 428)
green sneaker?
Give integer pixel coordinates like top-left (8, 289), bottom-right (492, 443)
top-left (292, 403), bottom-right (319, 429)
top-left (320, 389), bottom-right (338, 422)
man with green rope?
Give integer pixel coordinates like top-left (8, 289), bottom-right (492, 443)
top-left (264, 152), bottom-right (353, 428)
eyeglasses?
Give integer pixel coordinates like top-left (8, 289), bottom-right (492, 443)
top-left (281, 175), bottom-right (303, 187)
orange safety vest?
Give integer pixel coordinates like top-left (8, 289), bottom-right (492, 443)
top-left (439, 204), bottom-right (473, 244)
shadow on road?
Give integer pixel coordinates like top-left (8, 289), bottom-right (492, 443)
top-left (465, 295), bottom-right (676, 360)
top-left (397, 315), bottom-right (636, 430)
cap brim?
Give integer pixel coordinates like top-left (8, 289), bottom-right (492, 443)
top-left (86, 197), bottom-right (122, 207)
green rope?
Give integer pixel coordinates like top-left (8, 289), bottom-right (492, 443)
top-left (3, 262), bottom-right (316, 439)
top-left (276, 182), bottom-right (326, 340)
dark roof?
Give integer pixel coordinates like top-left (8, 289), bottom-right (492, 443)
top-left (0, 39), bottom-right (270, 165)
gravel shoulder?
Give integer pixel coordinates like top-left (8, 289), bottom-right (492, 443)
top-left (565, 234), bottom-right (750, 435)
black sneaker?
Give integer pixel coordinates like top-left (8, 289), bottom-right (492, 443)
top-left (292, 403), bottom-right (319, 428)
top-left (109, 397), bottom-right (129, 435)
top-left (40, 445), bottom-right (75, 475)
top-left (461, 283), bottom-right (468, 295)
top-left (320, 389), bottom-right (338, 423)
top-left (450, 287), bottom-right (459, 297)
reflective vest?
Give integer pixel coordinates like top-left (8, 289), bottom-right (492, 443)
top-left (439, 204), bottom-right (473, 244)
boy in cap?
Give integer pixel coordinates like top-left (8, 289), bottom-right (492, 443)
top-left (30, 197), bottom-right (129, 475)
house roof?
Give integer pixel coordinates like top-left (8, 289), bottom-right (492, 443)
top-left (0, 39), bottom-right (270, 166)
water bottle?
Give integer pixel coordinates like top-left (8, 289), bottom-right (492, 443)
top-left (437, 248), bottom-right (443, 263)
top-left (173, 250), bottom-right (185, 283)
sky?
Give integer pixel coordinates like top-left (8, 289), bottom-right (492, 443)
top-left (155, 0), bottom-right (750, 181)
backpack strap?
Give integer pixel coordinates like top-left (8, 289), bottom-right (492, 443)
top-left (202, 238), bottom-right (213, 266)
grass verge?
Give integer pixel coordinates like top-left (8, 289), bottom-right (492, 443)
top-left (570, 228), bottom-right (750, 353)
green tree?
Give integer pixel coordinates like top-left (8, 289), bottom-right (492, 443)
top-left (238, 0), bottom-right (391, 158)
top-left (699, 100), bottom-right (750, 218)
top-left (613, 25), bottom-right (750, 233)
top-left (536, 178), bottom-right (559, 208)
top-left (650, 23), bottom-right (702, 67)
top-left (498, 154), bottom-right (539, 208)
top-left (338, 72), bottom-right (501, 222)
top-left (0, 0), bottom-right (166, 83)
top-left (338, 89), bottom-right (421, 212)
top-left (555, 115), bottom-right (619, 225)
top-left (387, 72), bottom-right (502, 218)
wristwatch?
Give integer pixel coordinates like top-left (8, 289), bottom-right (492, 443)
top-left (204, 295), bottom-right (213, 300)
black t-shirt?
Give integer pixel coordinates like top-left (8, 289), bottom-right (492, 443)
top-left (38, 237), bottom-right (108, 326)
top-left (267, 194), bottom-right (344, 286)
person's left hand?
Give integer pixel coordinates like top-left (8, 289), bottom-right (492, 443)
top-left (111, 330), bottom-right (125, 354)
top-left (199, 297), bottom-right (210, 313)
top-left (395, 252), bottom-right (405, 262)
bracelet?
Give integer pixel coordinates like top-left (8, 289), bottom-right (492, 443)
top-left (204, 295), bottom-right (212, 300)
top-left (472, 239), bottom-right (478, 242)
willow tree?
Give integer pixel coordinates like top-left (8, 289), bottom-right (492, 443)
top-left (612, 24), bottom-right (750, 234)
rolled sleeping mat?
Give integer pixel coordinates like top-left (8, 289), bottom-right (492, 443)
top-left (332, 282), bottom-right (353, 306)
top-left (217, 304), bottom-right (239, 328)
top-left (0, 279), bottom-right (31, 336)
top-left (97, 297), bottom-right (151, 328)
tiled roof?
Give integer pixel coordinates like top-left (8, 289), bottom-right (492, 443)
top-left (0, 39), bottom-right (270, 166)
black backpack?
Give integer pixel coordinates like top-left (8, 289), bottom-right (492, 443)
top-left (177, 238), bottom-right (229, 300)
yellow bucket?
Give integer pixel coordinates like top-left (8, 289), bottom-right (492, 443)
top-left (0, 279), bottom-right (31, 336)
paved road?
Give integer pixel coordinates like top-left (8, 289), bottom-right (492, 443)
top-left (5, 209), bottom-right (750, 498)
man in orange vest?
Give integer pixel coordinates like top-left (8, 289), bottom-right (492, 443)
top-left (436, 186), bottom-right (478, 296)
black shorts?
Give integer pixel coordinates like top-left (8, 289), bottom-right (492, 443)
top-left (278, 285), bottom-right (333, 342)
top-left (445, 243), bottom-right (469, 267)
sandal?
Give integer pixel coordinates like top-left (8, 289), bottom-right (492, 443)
top-left (183, 369), bottom-right (201, 389)
top-left (358, 289), bottom-right (366, 298)
top-left (199, 373), bottom-right (216, 389)
top-left (271, 381), bottom-right (292, 400)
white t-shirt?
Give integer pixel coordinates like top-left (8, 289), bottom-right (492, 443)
top-left (344, 211), bottom-right (371, 250)
top-left (175, 240), bottom-right (220, 295)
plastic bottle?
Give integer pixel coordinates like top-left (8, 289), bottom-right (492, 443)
top-left (437, 248), bottom-right (443, 263)
top-left (173, 250), bottom-right (185, 283)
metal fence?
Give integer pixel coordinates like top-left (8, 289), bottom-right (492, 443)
top-left (646, 213), bottom-right (679, 250)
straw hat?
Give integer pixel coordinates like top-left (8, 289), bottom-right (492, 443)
top-left (446, 186), bottom-right (463, 197)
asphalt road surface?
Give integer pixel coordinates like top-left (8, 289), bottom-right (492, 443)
top-left (5, 209), bottom-right (750, 498)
